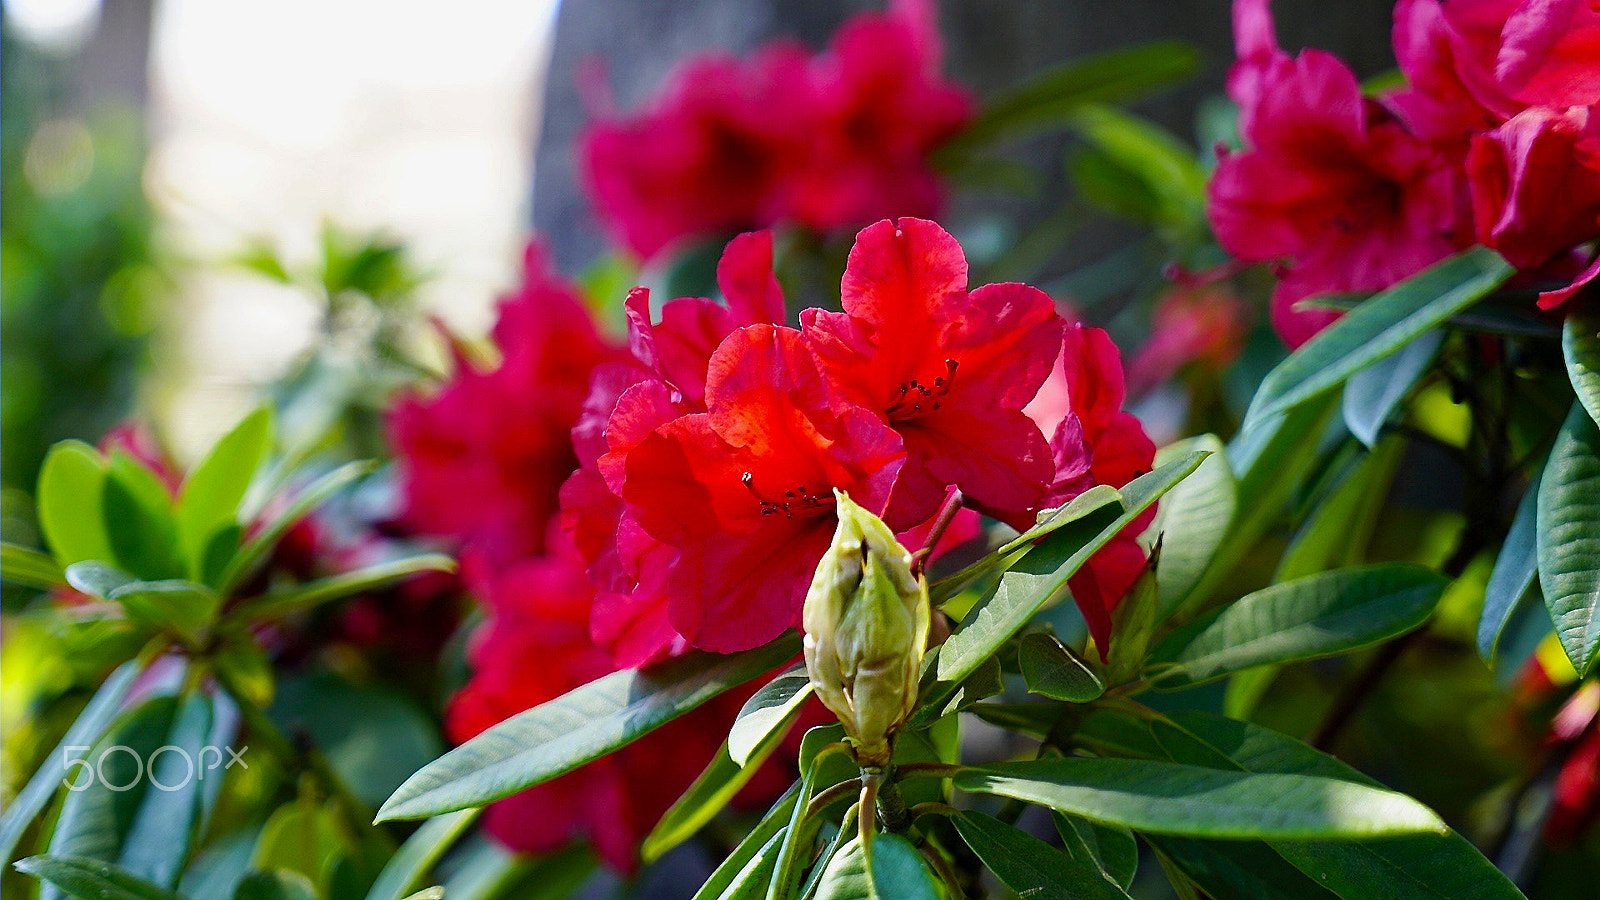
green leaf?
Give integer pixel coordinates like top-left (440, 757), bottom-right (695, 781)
top-left (917, 453), bottom-right (1204, 722)
top-left (1563, 301), bottom-right (1600, 430)
top-left (1536, 405), bottom-right (1600, 676)
top-left (38, 441), bottom-right (114, 567)
top-left (377, 635), bottom-right (800, 821)
top-left (690, 784), bottom-right (798, 900)
top-left (362, 809), bottom-right (479, 900)
top-left (214, 632), bottom-right (276, 708)
top-left (177, 409), bottom-right (272, 577)
top-left (1142, 837), bottom-right (1339, 900)
top-left (930, 484), bottom-right (1120, 605)
top-left (1018, 632), bottom-right (1104, 701)
top-left (812, 835), bottom-right (941, 900)
top-left (954, 758), bottom-right (1447, 839)
top-left (0, 662), bottom-right (141, 863)
top-left (1067, 105), bottom-right (1206, 233)
top-left (642, 700), bottom-right (798, 863)
top-left (102, 450), bottom-right (183, 579)
top-left (711, 830), bottom-right (784, 899)
top-left (1152, 436), bottom-right (1236, 617)
top-left (13, 855), bottom-right (185, 900)
top-left (2, 541), bottom-right (67, 589)
top-left (1052, 814), bottom-right (1138, 890)
top-left (1151, 564), bottom-right (1446, 687)
top-left (1273, 439), bottom-right (1405, 582)
top-left (1480, 469), bottom-right (1542, 663)
top-left (237, 554), bottom-right (455, 623)
top-left (217, 460), bottom-right (375, 594)
top-left (1344, 329), bottom-right (1444, 447)
top-left (109, 580), bottom-right (222, 639)
top-left (117, 692), bottom-right (214, 887)
top-left (1160, 711), bottom-right (1525, 899)
top-left (954, 811), bottom-right (1131, 900)
top-left (232, 870), bottom-right (319, 900)
top-left (252, 803), bottom-right (347, 889)
top-left (1244, 247), bottom-right (1513, 426)
top-left (945, 41), bottom-right (1199, 153)
top-left (65, 561), bottom-right (139, 599)
top-left (727, 664), bottom-right (812, 767)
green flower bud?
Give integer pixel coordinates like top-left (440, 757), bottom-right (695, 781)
top-left (802, 490), bottom-right (930, 766)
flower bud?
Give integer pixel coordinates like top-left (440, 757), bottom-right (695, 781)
top-left (802, 490), bottom-right (929, 766)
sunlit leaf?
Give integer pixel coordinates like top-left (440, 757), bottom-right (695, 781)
top-left (955, 811), bottom-right (1131, 899)
top-left (1344, 330), bottom-right (1443, 447)
top-left (37, 441), bottom-right (113, 567)
top-left (13, 855), bottom-right (184, 900)
top-left (1536, 405), bottom-right (1600, 676)
top-left (1563, 301), bottom-right (1600, 430)
top-left (176, 408), bottom-right (272, 578)
top-left (1018, 632), bottom-right (1104, 702)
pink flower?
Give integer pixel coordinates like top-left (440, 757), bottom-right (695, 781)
top-left (389, 241), bottom-right (618, 566)
top-left (1125, 283), bottom-right (1250, 398)
top-left (1019, 325), bottom-right (1157, 657)
top-left (1209, 0), bottom-right (1464, 347)
top-left (579, 0), bottom-right (971, 260)
top-left (802, 218), bottom-right (1062, 525)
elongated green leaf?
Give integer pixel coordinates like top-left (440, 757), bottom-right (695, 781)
top-left (1068, 105), bottom-right (1206, 233)
top-left (64, 561), bottom-right (139, 599)
top-left (177, 409), bottom-right (272, 576)
top-left (363, 809), bottom-right (480, 900)
top-left (1344, 329), bottom-right (1444, 447)
top-left (812, 835), bottom-right (940, 900)
top-left (1245, 248), bottom-right (1512, 426)
top-left (1018, 632), bottom-right (1104, 702)
top-left (1052, 814), bottom-right (1138, 891)
top-left (1536, 405), bottom-right (1600, 676)
top-left (1153, 436), bottom-right (1235, 616)
top-left (1563, 301), bottom-right (1600, 429)
top-left (690, 784), bottom-right (798, 900)
top-left (954, 758), bottom-right (1447, 839)
top-left (955, 811), bottom-right (1130, 900)
top-left (117, 692), bottom-right (213, 887)
top-left (642, 699), bottom-right (797, 863)
top-left (728, 664), bottom-right (812, 767)
top-left (930, 484), bottom-right (1120, 605)
top-left (232, 870), bottom-right (318, 900)
top-left (918, 453), bottom-right (1204, 722)
top-left (1274, 438), bottom-right (1404, 582)
top-left (109, 580), bottom-right (221, 638)
top-left (378, 635), bottom-right (799, 821)
top-left (14, 855), bottom-right (184, 900)
top-left (38, 441), bottom-right (113, 567)
top-left (2, 541), bottom-right (66, 589)
top-left (1143, 837), bottom-right (1339, 900)
top-left (1480, 469), bottom-right (1542, 663)
top-left (946, 41), bottom-right (1199, 153)
top-left (713, 830), bottom-right (784, 899)
top-left (1161, 711), bottom-right (1525, 899)
top-left (103, 450), bottom-right (183, 580)
top-left (217, 460), bottom-right (375, 593)
top-left (238, 554), bottom-right (455, 623)
top-left (1151, 565), bottom-right (1445, 687)
top-left (0, 662), bottom-right (141, 863)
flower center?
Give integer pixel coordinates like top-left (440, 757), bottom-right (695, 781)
top-left (742, 473), bottom-right (834, 519)
top-left (885, 359), bottom-right (958, 421)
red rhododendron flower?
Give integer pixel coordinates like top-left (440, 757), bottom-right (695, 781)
top-left (1466, 106), bottom-right (1600, 275)
top-left (1209, 0), bottom-right (1465, 347)
top-left (803, 218), bottom-right (1061, 525)
top-left (619, 324), bottom-right (905, 652)
top-left (1019, 324), bottom-right (1158, 655)
top-left (446, 533), bottom-right (786, 871)
top-left (580, 0), bottom-right (971, 260)
top-left (389, 241), bottom-right (618, 566)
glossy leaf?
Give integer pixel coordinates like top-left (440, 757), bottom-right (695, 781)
top-left (918, 453), bottom-right (1204, 722)
top-left (64, 561), bottom-right (138, 600)
top-left (1563, 301), bottom-right (1600, 430)
top-left (13, 855), bottom-right (184, 900)
top-left (690, 784), bottom-right (798, 900)
top-left (362, 809), bottom-right (480, 900)
top-left (1244, 247), bottom-right (1512, 426)
top-left (954, 757), bottom-right (1447, 839)
top-left (1151, 565), bottom-right (1445, 687)
top-left (177, 408), bottom-right (271, 577)
top-left (377, 635), bottom-right (800, 820)
top-left (1273, 439), bottom-right (1404, 582)
top-left (0, 662), bottom-right (141, 863)
top-left (931, 484), bottom-right (1119, 605)
top-left (102, 450), bottom-right (183, 580)
top-left (238, 554), bottom-right (455, 623)
top-left (955, 811), bottom-right (1130, 900)
top-left (1480, 469), bottom-right (1542, 663)
top-left (109, 580), bottom-right (221, 639)
top-left (37, 441), bottom-right (113, 567)
top-left (812, 835), bottom-right (941, 900)
top-left (1343, 329), bottom-right (1444, 447)
top-left (2, 541), bottom-right (66, 589)
top-left (727, 664), bottom-right (812, 767)
top-left (1019, 632), bottom-right (1104, 702)
top-left (1052, 813), bottom-right (1138, 891)
top-left (1144, 837), bottom-right (1339, 900)
top-left (117, 692), bottom-right (214, 887)
top-left (712, 831), bottom-right (784, 899)
top-left (1152, 436), bottom-right (1235, 616)
top-left (1536, 405), bottom-right (1600, 676)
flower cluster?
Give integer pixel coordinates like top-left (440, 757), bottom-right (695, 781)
top-left (564, 218), bottom-right (1155, 661)
top-left (1209, 0), bottom-right (1600, 346)
top-left (388, 242), bottom-right (785, 869)
top-left (579, 0), bottom-right (972, 260)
